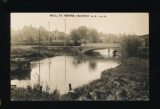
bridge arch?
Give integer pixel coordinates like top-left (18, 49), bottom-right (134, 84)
top-left (80, 47), bottom-right (121, 55)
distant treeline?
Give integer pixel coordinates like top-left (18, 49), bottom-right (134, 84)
top-left (11, 25), bottom-right (139, 44)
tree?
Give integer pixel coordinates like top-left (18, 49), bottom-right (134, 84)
top-left (70, 26), bottom-right (100, 43)
top-left (70, 29), bottom-right (81, 41)
top-left (120, 34), bottom-right (139, 59)
top-left (88, 28), bottom-right (100, 43)
top-left (77, 26), bottom-right (89, 40)
top-left (57, 32), bottom-right (65, 40)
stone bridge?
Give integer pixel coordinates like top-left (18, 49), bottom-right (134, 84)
top-left (42, 43), bottom-right (121, 54)
top-left (78, 43), bottom-right (121, 53)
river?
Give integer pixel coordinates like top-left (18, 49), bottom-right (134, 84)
top-left (11, 48), bottom-right (120, 94)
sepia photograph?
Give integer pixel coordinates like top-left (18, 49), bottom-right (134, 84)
top-left (10, 13), bottom-right (149, 101)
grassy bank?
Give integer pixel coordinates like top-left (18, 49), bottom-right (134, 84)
top-left (11, 45), bottom-right (80, 61)
top-left (11, 57), bottom-right (149, 101)
top-left (65, 57), bottom-right (149, 101)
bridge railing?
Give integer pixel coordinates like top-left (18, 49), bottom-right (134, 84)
top-left (81, 43), bottom-right (120, 48)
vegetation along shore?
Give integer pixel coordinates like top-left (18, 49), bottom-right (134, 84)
top-left (11, 57), bottom-right (149, 101)
top-left (11, 34), bottom-right (149, 101)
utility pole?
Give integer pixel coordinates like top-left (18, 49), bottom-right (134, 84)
top-left (47, 22), bottom-right (51, 91)
top-left (64, 19), bottom-right (66, 46)
top-left (39, 27), bottom-right (40, 55)
top-left (38, 27), bottom-right (41, 86)
top-left (48, 22), bottom-right (50, 47)
top-left (63, 19), bottom-right (67, 82)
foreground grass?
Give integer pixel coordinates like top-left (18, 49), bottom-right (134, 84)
top-left (11, 57), bottom-right (149, 101)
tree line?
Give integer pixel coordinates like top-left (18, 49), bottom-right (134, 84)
top-left (12, 26), bottom-right (137, 44)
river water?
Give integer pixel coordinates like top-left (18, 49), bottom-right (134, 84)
top-left (11, 49), bottom-right (120, 94)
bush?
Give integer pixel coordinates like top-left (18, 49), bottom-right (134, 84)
top-left (120, 35), bottom-right (139, 59)
top-left (137, 47), bottom-right (149, 58)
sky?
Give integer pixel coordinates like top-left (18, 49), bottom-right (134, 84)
top-left (11, 13), bottom-right (149, 35)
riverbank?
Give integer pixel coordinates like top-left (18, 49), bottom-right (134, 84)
top-left (62, 57), bottom-right (149, 101)
top-left (11, 57), bottom-right (149, 101)
top-left (11, 45), bottom-right (81, 61)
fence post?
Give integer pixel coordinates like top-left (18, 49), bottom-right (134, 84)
top-left (108, 48), bottom-right (110, 58)
top-left (69, 83), bottom-right (72, 91)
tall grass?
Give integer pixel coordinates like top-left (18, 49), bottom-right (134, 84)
top-left (11, 83), bottom-right (60, 101)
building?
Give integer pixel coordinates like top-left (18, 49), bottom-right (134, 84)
top-left (11, 25), bottom-right (69, 43)
top-left (138, 34), bottom-right (149, 47)
top-left (38, 26), bottom-right (49, 41)
top-left (11, 28), bottom-right (22, 41)
top-left (21, 25), bottom-right (39, 41)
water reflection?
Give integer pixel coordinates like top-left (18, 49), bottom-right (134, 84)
top-left (89, 61), bottom-right (97, 71)
top-left (94, 49), bottom-right (114, 58)
top-left (11, 48), bottom-right (120, 94)
top-left (11, 69), bottom-right (31, 80)
top-left (72, 56), bottom-right (86, 67)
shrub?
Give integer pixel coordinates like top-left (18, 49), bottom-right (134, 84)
top-left (120, 34), bottom-right (139, 59)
